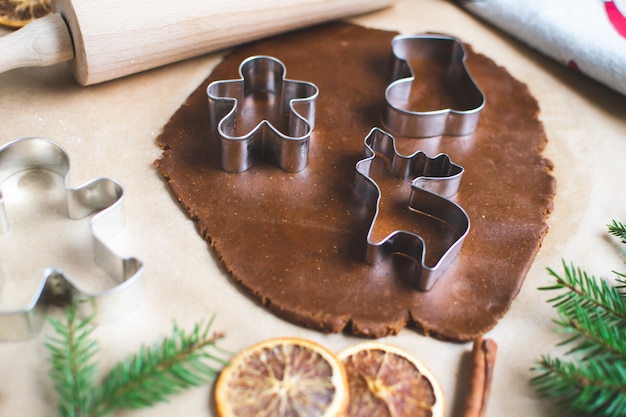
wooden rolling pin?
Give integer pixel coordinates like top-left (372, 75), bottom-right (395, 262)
top-left (0, 0), bottom-right (393, 85)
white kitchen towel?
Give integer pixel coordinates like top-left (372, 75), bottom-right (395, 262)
top-left (457, 0), bottom-right (626, 96)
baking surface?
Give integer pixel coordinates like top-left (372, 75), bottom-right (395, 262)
top-left (0, 1), bottom-right (625, 416)
top-left (155, 22), bottom-right (554, 341)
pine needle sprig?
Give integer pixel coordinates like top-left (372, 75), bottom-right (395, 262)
top-left (540, 262), bottom-right (626, 360)
top-left (541, 262), bottom-right (626, 326)
top-left (609, 221), bottom-right (626, 280)
top-left (558, 301), bottom-right (626, 360)
top-left (608, 220), bottom-right (626, 245)
top-left (534, 356), bottom-right (626, 416)
top-left (46, 301), bottom-right (99, 417)
top-left (532, 220), bottom-right (626, 417)
top-left (87, 319), bottom-right (229, 417)
top-left (46, 304), bottom-right (229, 417)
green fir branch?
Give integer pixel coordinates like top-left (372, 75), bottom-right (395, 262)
top-left (87, 319), bottom-right (228, 417)
top-left (46, 302), bottom-right (99, 417)
top-left (608, 220), bottom-right (626, 245)
top-left (541, 262), bottom-right (626, 325)
top-left (534, 356), bottom-right (626, 416)
top-left (532, 220), bottom-right (626, 417)
top-left (46, 305), bottom-right (229, 417)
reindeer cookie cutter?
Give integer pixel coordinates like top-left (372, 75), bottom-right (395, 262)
top-left (207, 55), bottom-right (319, 173)
top-left (0, 138), bottom-right (144, 341)
top-left (354, 128), bottom-right (470, 291)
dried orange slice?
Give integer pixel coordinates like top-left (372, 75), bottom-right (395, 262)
top-left (0, 0), bottom-right (52, 29)
top-left (337, 342), bottom-right (445, 417)
top-left (215, 337), bottom-right (349, 417)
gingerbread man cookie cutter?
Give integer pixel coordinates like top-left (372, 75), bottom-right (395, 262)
top-left (382, 34), bottom-right (485, 137)
top-left (0, 138), bottom-right (144, 341)
top-left (207, 55), bottom-right (319, 173)
top-left (354, 128), bottom-right (470, 291)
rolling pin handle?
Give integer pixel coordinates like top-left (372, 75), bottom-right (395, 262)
top-left (0, 13), bottom-right (74, 74)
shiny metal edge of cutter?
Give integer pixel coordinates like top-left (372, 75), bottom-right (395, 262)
top-left (382, 34), bottom-right (486, 137)
top-left (0, 137), bottom-right (144, 342)
top-left (354, 128), bottom-right (470, 291)
top-left (207, 55), bottom-right (319, 173)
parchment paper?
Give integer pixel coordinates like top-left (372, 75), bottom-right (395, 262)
top-left (1, 1), bottom-right (625, 416)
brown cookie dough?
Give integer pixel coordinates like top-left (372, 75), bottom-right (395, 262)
top-left (155, 22), bottom-right (555, 342)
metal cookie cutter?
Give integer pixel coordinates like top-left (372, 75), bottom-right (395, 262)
top-left (382, 34), bottom-right (485, 137)
top-left (354, 128), bottom-right (470, 291)
top-left (207, 55), bottom-right (319, 173)
top-left (0, 138), bottom-right (144, 341)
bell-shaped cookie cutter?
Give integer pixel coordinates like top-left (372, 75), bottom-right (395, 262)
top-left (354, 128), bottom-right (470, 291)
top-left (207, 55), bottom-right (319, 173)
top-left (382, 34), bottom-right (485, 137)
top-left (0, 138), bottom-right (144, 341)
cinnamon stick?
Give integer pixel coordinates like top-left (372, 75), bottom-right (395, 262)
top-left (463, 338), bottom-right (498, 417)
